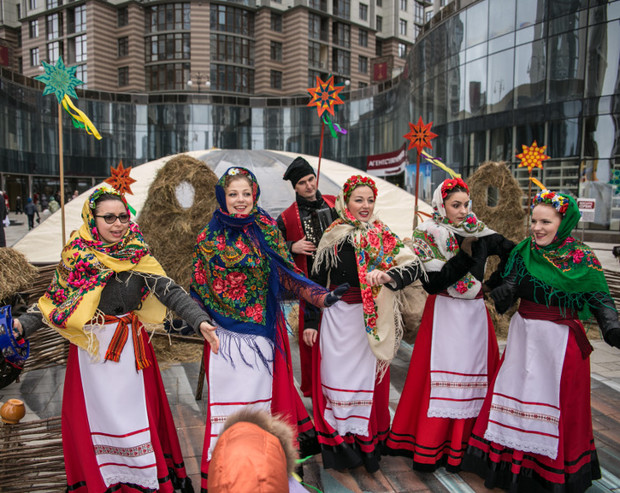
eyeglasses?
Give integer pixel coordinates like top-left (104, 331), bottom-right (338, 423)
top-left (95, 213), bottom-right (130, 224)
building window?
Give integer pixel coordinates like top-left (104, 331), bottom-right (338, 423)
top-left (117, 7), bottom-right (128, 27)
top-left (270, 70), bottom-right (282, 89)
top-left (398, 42), bottom-right (407, 58)
top-left (415, 3), bottom-right (423, 24)
top-left (359, 81), bottom-right (367, 88)
top-left (118, 37), bottom-right (128, 57)
top-left (210, 34), bottom-right (252, 65)
top-left (270, 41), bottom-right (282, 61)
top-left (30, 47), bottom-right (40, 67)
top-left (376, 0), bottom-right (382, 6)
top-left (67, 33), bottom-right (86, 63)
top-left (46, 13), bottom-right (61, 40)
top-left (46, 0), bottom-right (60, 9)
top-left (359, 3), bottom-right (367, 21)
top-left (146, 33), bottom-right (191, 63)
top-left (147, 62), bottom-right (190, 91)
top-left (118, 66), bottom-right (129, 87)
top-left (68, 4), bottom-right (86, 34)
top-left (147, 3), bottom-right (191, 33)
top-left (212, 64), bottom-right (254, 93)
top-left (271, 13), bottom-right (282, 32)
top-left (359, 28), bottom-right (368, 47)
top-left (308, 13), bottom-right (321, 40)
top-left (29, 0), bottom-right (37, 10)
top-left (333, 0), bottom-right (350, 19)
top-left (209, 4), bottom-right (253, 36)
top-left (75, 64), bottom-right (86, 85)
top-left (333, 22), bottom-right (350, 48)
top-left (309, 0), bottom-right (327, 10)
top-left (376, 15), bottom-right (382, 32)
top-left (376, 39), bottom-right (382, 56)
top-left (308, 41), bottom-right (323, 68)
top-left (29, 20), bottom-right (39, 38)
top-left (332, 48), bottom-right (350, 75)
top-left (47, 41), bottom-right (62, 63)
top-left (358, 55), bottom-right (367, 74)
top-left (399, 19), bottom-right (407, 36)
top-left (400, 0), bottom-right (407, 11)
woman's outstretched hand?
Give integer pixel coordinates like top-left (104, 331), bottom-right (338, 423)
top-left (199, 321), bottom-right (219, 354)
top-left (303, 328), bottom-right (318, 348)
top-left (12, 319), bottom-right (23, 339)
top-left (365, 269), bottom-right (393, 286)
top-left (324, 283), bottom-right (350, 307)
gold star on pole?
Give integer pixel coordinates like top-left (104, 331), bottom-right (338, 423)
top-left (307, 75), bottom-right (345, 118)
top-left (517, 141), bottom-right (550, 172)
top-left (403, 117), bottom-right (438, 154)
top-left (105, 161), bottom-right (136, 195)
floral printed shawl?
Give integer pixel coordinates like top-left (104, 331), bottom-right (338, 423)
top-left (313, 178), bottom-right (422, 377)
top-left (505, 191), bottom-right (613, 320)
top-left (191, 167), bottom-right (327, 357)
top-left (413, 179), bottom-right (495, 299)
top-left (38, 187), bottom-right (167, 357)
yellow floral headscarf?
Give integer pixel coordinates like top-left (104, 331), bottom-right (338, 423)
top-left (38, 187), bottom-right (166, 356)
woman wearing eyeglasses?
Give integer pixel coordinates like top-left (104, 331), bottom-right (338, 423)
top-left (13, 187), bottom-right (213, 493)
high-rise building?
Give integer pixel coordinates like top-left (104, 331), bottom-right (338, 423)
top-left (0, 0), bottom-right (430, 95)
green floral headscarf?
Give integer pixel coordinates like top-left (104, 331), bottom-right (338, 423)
top-left (504, 190), bottom-right (613, 320)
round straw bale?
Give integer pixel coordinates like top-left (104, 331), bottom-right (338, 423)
top-left (0, 248), bottom-right (39, 302)
top-left (467, 161), bottom-right (527, 338)
top-left (138, 154), bottom-right (218, 289)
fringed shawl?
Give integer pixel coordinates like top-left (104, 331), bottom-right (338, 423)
top-left (505, 191), bottom-right (613, 320)
top-left (313, 184), bottom-right (422, 378)
top-left (38, 187), bottom-right (167, 358)
top-left (191, 167), bottom-right (327, 367)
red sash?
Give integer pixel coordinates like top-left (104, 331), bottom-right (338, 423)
top-left (518, 299), bottom-right (593, 359)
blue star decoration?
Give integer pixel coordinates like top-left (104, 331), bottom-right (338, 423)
top-left (35, 57), bottom-right (83, 104)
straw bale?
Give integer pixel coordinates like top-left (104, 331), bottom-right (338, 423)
top-left (138, 154), bottom-right (219, 289)
top-left (468, 161), bottom-right (527, 338)
top-left (0, 248), bottom-right (38, 303)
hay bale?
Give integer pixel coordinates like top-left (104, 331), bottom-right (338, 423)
top-left (0, 249), bottom-right (38, 303)
top-left (138, 154), bottom-right (219, 289)
top-left (468, 161), bottom-right (528, 338)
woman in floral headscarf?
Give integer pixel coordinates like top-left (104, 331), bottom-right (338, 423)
top-left (463, 190), bottom-right (620, 492)
top-left (386, 177), bottom-right (514, 472)
top-left (308, 175), bottom-right (423, 473)
top-left (14, 187), bottom-right (215, 493)
top-left (190, 167), bottom-right (346, 490)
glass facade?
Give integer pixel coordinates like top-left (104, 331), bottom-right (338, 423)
top-left (1, 1), bottom-right (619, 227)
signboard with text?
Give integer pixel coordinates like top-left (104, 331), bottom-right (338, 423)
top-left (577, 198), bottom-right (596, 222)
top-left (366, 144), bottom-right (408, 177)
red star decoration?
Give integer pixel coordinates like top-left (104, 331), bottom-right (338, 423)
top-left (105, 161), bottom-right (136, 195)
top-left (404, 117), bottom-right (438, 154)
top-left (307, 75), bottom-right (345, 118)
top-left (517, 141), bottom-right (550, 172)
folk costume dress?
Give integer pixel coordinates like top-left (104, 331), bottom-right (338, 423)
top-left (463, 191), bottom-right (620, 493)
top-left (190, 167), bottom-right (329, 490)
top-left (311, 175), bottom-right (423, 473)
top-left (19, 188), bottom-right (207, 493)
top-left (386, 178), bottom-right (513, 472)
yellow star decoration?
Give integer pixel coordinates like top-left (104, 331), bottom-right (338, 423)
top-left (517, 141), bottom-right (550, 172)
top-left (105, 161), bottom-right (136, 195)
top-left (307, 75), bottom-right (345, 118)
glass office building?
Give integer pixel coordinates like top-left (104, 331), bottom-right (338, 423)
top-left (1, 0), bottom-right (619, 227)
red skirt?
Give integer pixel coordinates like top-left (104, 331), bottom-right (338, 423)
top-left (199, 320), bottom-right (317, 491)
top-left (463, 316), bottom-right (601, 492)
top-left (62, 338), bottom-right (192, 493)
top-left (386, 294), bottom-right (499, 471)
top-left (311, 333), bottom-right (391, 473)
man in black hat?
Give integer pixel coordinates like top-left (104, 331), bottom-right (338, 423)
top-left (277, 156), bottom-right (337, 397)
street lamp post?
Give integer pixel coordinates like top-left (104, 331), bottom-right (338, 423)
top-left (187, 72), bottom-right (211, 92)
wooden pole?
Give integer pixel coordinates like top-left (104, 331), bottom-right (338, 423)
top-left (413, 152), bottom-right (421, 228)
top-left (527, 171), bottom-right (532, 229)
top-left (316, 120), bottom-right (325, 187)
top-left (58, 103), bottom-right (66, 246)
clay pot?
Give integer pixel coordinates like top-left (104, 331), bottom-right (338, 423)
top-left (1, 398), bottom-right (26, 424)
